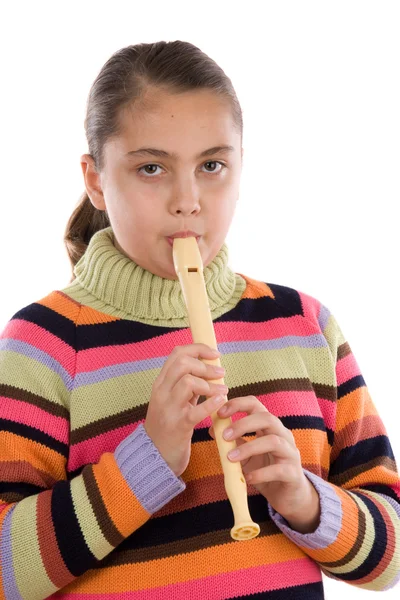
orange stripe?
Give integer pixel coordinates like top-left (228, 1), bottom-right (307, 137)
top-left (237, 274), bottom-right (275, 299)
top-left (0, 431), bottom-right (66, 480)
top-left (336, 388), bottom-right (377, 432)
top-left (339, 464), bottom-right (400, 490)
top-left (301, 485), bottom-right (359, 562)
top-left (183, 431), bottom-right (330, 484)
top-left (92, 453), bottom-right (150, 538)
top-left (60, 532), bottom-right (304, 592)
top-left (36, 291), bottom-right (80, 322)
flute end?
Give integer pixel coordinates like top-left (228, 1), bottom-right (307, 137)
top-left (230, 522), bottom-right (261, 541)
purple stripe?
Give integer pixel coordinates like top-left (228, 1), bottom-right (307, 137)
top-left (0, 338), bottom-right (73, 392)
top-left (74, 334), bottom-right (328, 388)
top-left (268, 469), bottom-right (342, 550)
top-left (1, 505), bottom-right (23, 599)
top-left (318, 304), bottom-right (331, 332)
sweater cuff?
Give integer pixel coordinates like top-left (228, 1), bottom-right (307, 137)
top-left (268, 468), bottom-right (342, 549)
top-left (114, 423), bottom-right (186, 514)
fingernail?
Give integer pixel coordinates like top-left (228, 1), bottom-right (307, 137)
top-left (224, 428), bottom-right (233, 440)
top-left (228, 449), bottom-right (240, 459)
top-left (219, 405), bottom-right (228, 415)
top-left (213, 395), bottom-right (224, 404)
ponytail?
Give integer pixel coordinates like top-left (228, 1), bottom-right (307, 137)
top-left (64, 192), bottom-right (110, 282)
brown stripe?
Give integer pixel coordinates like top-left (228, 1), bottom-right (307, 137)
top-left (71, 405), bottom-right (146, 444)
top-left (201, 378), bottom-right (336, 405)
top-left (0, 383), bottom-right (69, 420)
top-left (329, 455), bottom-right (397, 487)
top-left (72, 377), bottom-right (336, 444)
top-left (0, 492), bottom-right (22, 503)
top-left (337, 342), bottom-right (352, 361)
top-left (312, 383), bottom-right (337, 402)
top-left (0, 461), bottom-right (57, 488)
top-left (320, 491), bottom-right (366, 568)
top-left (36, 488), bottom-right (73, 587)
top-left (82, 465), bottom-right (124, 547)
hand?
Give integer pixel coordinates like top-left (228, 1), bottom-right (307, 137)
top-left (144, 344), bottom-right (229, 477)
top-left (208, 395), bottom-right (320, 530)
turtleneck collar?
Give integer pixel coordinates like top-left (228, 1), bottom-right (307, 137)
top-left (71, 226), bottom-right (246, 325)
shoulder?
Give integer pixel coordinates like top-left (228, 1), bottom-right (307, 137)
top-left (238, 273), bottom-right (330, 329)
top-left (2, 290), bottom-right (81, 349)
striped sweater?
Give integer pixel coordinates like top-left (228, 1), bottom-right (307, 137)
top-left (0, 226), bottom-right (399, 599)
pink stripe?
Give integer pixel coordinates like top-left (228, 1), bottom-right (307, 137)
top-left (336, 352), bottom-right (361, 386)
top-left (1, 319), bottom-right (75, 376)
top-left (76, 315), bottom-right (318, 373)
top-left (69, 388), bottom-right (335, 471)
top-left (69, 423), bottom-right (138, 471)
top-left (298, 291), bottom-right (321, 322)
top-left (0, 396), bottom-right (69, 444)
top-left (50, 558), bottom-right (321, 599)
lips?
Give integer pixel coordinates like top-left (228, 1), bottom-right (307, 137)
top-left (167, 236), bottom-right (200, 246)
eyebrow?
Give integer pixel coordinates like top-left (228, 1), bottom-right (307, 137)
top-left (125, 145), bottom-right (235, 159)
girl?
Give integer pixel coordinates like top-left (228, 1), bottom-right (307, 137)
top-left (0, 40), bottom-right (399, 599)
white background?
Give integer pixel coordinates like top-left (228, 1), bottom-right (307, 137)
top-left (0, 1), bottom-right (399, 597)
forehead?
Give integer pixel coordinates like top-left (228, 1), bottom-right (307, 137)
top-left (116, 89), bottom-right (238, 148)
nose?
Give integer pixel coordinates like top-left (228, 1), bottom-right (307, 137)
top-left (170, 195), bottom-right (201, 216)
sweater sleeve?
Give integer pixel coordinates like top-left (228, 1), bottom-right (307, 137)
top-left (0, 304), bottom-right (185, 600)
top-left (268, 305), bottom-right (400, 592)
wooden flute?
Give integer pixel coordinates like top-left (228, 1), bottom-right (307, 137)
top-left (172, 236), bottom-right (260, 541)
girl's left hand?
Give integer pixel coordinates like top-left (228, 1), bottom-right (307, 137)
top-left (208, 395), bottom-right (315, 519)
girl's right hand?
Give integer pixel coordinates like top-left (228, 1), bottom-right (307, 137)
top-left (144, 344), bottom-right (229, 477)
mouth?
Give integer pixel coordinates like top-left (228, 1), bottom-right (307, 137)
top-left (167, 236), bottom-right (201, 247)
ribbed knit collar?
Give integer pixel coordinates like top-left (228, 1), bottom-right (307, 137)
top-left (72, 226), bottom-right (245, 323)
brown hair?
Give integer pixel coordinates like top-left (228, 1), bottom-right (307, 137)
top-left (64, 40), bottom-right (243, 281)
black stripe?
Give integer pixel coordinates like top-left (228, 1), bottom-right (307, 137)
top-left (337, 375), bottom-right (366, 399)
top-left (0, 481), bottom-right (45, 498)
top-left (335, 492), bottom-right (387, 581)
top-left (0, 419), bottom-right (68, 457)
top-left (11, 303), bottom-right (75, 347)
top-left (51, 480), bottom-right (97, 576)
top-left (193, 415), bottom-right (334, 446)
top-left (75, 283), bottom-right (303, 351)
top-left (329, 435), bottom-right (395, 477)
top-left (361, 484), bottom-right (400, 506)
top-left (102, 494), bottom-right (270, 554)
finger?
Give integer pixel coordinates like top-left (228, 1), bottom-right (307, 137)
top-left (188, 394), bottom-right (226, 427)
top-left (245, 463), bottom-right (300, 485)
top-left (227, 434), bottom-right (299, 462)
top-left (157, 344), bottom-right (221, 391)
top-left (217, 396), bottom-right (268, 418)
top-left (209, 425), bottom-right (248, 448)
top-left (221, 412), bottom-right (294, 446)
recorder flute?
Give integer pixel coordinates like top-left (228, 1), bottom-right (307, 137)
top-left (172, 236), bottom-right (260, 541)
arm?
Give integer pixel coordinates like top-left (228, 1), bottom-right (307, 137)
top-left (0, 302), bottom-right (185, 599)
top-left (268, 305), bottom-right (400, 591)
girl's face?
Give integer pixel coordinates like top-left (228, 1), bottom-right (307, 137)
top-left (82, 87), bottom-right (243, 280)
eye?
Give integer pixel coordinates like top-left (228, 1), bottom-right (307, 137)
top-left (137, 161), bottom-right (227, 177)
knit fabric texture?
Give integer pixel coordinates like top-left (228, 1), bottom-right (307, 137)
top-left (0, 225), bottom-right (399, 599)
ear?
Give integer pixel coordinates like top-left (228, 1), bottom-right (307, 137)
top-left (80, 154), bottom-right (106, 211)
